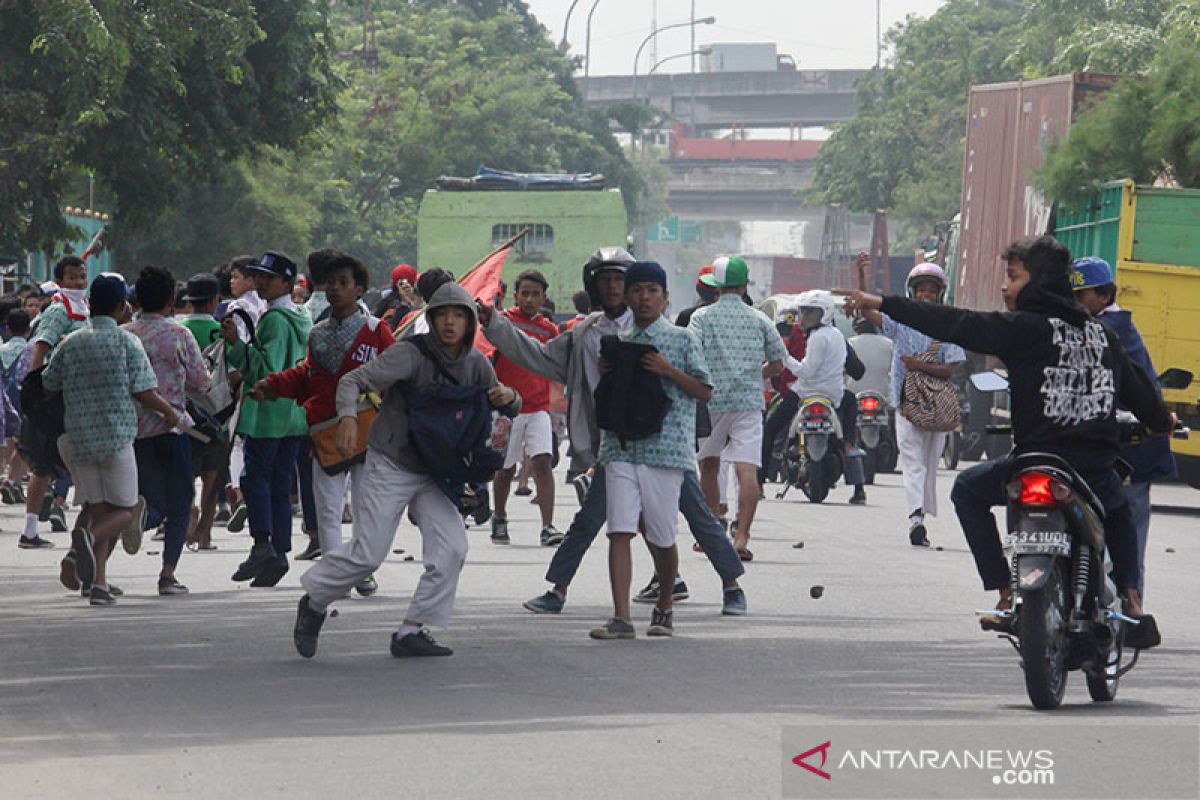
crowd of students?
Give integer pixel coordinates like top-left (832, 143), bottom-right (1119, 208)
top-left (3, 234), bottom-right (1174, 654)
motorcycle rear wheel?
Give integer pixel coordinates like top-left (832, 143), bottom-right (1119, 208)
top-left (1086, 623), bottom-right (1122, 702)
top-left (1021, 563), bottom-right (1070, 710)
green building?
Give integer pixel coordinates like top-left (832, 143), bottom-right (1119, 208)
top-left (417, 188), bottom-right (627, 310)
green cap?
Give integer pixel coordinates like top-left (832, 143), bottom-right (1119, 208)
top-left (700, 255), bottom-right (749, 288)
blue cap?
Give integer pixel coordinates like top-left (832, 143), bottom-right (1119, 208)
top-left (89, 273), bottom-right (128, 315)
top-left (624, 261), bottom-right (667, 290)
top-left (1070, 257), bottom-right (1114, 290)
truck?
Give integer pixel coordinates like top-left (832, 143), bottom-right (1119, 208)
top-left (700, 43), bottom-right (796, 73)
top-left (417, 169), bottom-right (627, 311)
top-left (1055, 180), bottom-right (1200, 488)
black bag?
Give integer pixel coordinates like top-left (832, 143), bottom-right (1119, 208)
top-left (593, 335), bottom-right (671, 448)
top-left (404, 335), bottom-right (507, 501)
top-left (20, 367), bottom-right (66, 439)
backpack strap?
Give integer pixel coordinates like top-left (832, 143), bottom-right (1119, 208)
top-left (410, 334), bottom-right (461, 386)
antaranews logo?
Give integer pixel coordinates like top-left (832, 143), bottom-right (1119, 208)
top-left (792, 741), bottom-right (832, 781)
top-left (790, 739), bottom-right (1055, 786)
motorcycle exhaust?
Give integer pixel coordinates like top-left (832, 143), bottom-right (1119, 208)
top-left (1091, 622), bottom-right (1113, 646)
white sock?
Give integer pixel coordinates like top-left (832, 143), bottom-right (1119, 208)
top-left (24, 513), bottom-right (37, 538)
top-left (397, 623), bottom-right (422, 638)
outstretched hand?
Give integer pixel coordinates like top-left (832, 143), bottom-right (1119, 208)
top-left (833, 288), bottom-right (883, 316)
top-left (476, 301), bottom-right (495, 328)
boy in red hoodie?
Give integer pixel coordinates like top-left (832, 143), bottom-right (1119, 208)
top-left (250, 255), bottom-right (394, 595)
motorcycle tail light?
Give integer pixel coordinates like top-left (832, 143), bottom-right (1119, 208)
top-left (1016, 471), bottom-right (1060, 506)
top-left (806, 403), bottom-right (828, 417)
top-left (859, 396), bottom-right (881, 412)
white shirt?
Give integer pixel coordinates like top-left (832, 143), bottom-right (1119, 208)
top-left (226, 290), bottom-right (267, 342)
top-left (580, 307), bottom-right (633, 394)
top-left (786, 325), bottom-right (848, 404)
top-left (846, 333), bottom-right (894, 398)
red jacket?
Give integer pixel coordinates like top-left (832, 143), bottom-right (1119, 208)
top-left (494, 307), bottom-right (559, 414)
top-left (267, 316), bottom-right (395, 425)
top-left (770, 324), bottom-right (808, 396)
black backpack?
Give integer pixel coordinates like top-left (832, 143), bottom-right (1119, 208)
top-left (593, 335), bottom-right (671, 448)
top-left (403, 335), bottom-right (507, 501)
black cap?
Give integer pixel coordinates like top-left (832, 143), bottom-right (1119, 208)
top-left (89, 273), bottom-right (128, 315)
top-left (246, 250), bottom-right (297, 281)
top-left (180, 273), bottom-right (220, 303)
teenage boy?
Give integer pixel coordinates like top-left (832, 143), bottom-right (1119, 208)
top-left (178, 273), bottom-right (223, 347)
top-left (20, 256), bottom-right (90, 545)
top-left (177, 272), bottom-right (224, 549)
top-left (44, 274), bottom-right (178, 605)
top-left (124, 266), bottom-right (210, 595)
top-left (292, 283), bottom-right (521, 659)
top-left (479, 248), bottom-right (747, 617)
top-left (590, 262), bottom-right (712, 639)
top-left (688, 256), bottom-right (786, 558)
top-left (251, 254), bottom-right (394, 594)
top-left (221, 251), bottom-right (312, 587)
top-left (219, 256), bottom-right (266, 531)
top-left (840, 236), bottom-right (1173, 650)
top-left (1071, 257), bottom-right (1175, 597)
top-left (303, 248), bottom-right (342, 324)
top-left (490, 269), bottom-right (563, 547)
top-left (1, 309), bottom-right (31, 504)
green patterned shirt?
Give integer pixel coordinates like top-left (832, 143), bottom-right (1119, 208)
top-left (42, 316), bottom-right (157, 462)
top-left (598, 316), bottom-right (710, 472)
top-left (31, 301), bottom-right (86, 356)
top-left (687, 293), bottom-right (787, 413)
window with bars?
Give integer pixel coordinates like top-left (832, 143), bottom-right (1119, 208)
top-left (492, 223), bottom-right (554, 256)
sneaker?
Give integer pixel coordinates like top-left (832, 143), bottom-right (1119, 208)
top-left (214, 504), bottom-right (231, 524)
top-left (158, 576), bottom-right (189, 596)
top-left (722, 587), bottom-right (748, 616)
top-left (38, 492), bottom-right (52, 522)
top-left (18, 535), bottom-right (54, 549)
top-left (231, 542), bottom-right (275, 582)
top-left (390, 629), bottom-right (453, 657)
top-left (589, 617), bottom-right (636, 640)
top-left (250, 552), bottom-right (289, 587)
top-left (108, 583), bottom-right (124, 597)
top-left (355, 574), bottom-right (378, 597)
top-left (849, 487), bottom-right (867, 505)
top-left (226, 502), bottom-right (249, 533)
top-left (490, 517), bottom-right (510, 545)
top-left (539, 525), bottom-right (564, 547)
top-left (59, 552), bottom-right (80, 590)
top-left (0, 480), bottom-right (15, 504)
top-left (122, 496), bottom-right (147, 555)
top-left (89, 585), bottom-right (117, 606)
top-left (293, 595), bottom-right (327, 658)
top-left (523, 590), bottom-right (565, 614)
top-left (514, 486), bottom-right (533, 497)
top-left (48, 503), bottom-right (68, 533)
top-left (572, 473), bottom-right (591, 506)
top-left (909, 522), bottom-right (930, 547)
top-left (10, 482), bottom-right (26, 504)
top-left (70, 528), bottom-right (96, 589)
top-left (647, 608), bottom-right (674, 637)
top-left (633, 577), bottom-right (689, 604)
top-left (294, 539), bottom-right (322, 561)
top-left (151, 526), bottom-right (166, 542)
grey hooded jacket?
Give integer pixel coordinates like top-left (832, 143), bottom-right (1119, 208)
top-left (337, 283), bottom-right (521, 472)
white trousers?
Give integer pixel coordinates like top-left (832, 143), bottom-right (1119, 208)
top-left (311, 460), bottom-right (362, 554)
top-left (895, 414), bottom-right (947, 519)
top-left (300, 449), bottom-right (468, 629)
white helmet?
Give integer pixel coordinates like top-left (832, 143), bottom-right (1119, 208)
top-left (906, 262), bottom-right (947, 301)
top-left (797, 289), bottom-right (836, 327)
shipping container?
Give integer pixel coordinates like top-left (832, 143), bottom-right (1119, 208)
top-left (700, 43), bottom-right (779, 73)
top-left (953, 73), bottom-right (1117, 311)
top-left (1056, 179), bottom-right (1200, 488)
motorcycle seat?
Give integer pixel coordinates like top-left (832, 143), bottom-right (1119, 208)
top-left (1009, 451), bottom-right (1106, 518)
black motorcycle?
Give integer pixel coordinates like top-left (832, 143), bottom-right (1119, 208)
top-left (855, 391), bottom-right (895, 484)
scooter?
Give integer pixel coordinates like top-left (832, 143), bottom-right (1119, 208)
top-left (777, 395), bottom-right (842, 503)
top-left (971, 368), bottom-right (1192, 710)
top-left (855, 391), bottom-right (894, 484)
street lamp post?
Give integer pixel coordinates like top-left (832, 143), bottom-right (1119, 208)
top-left (583, 0), bottom-right (603, 85)
top-left (559, 0), bottom-right (582, 53)
top-left (631, 16), bottom-right (714, 106)
top-left (647, 48), bottom-right (712, 80)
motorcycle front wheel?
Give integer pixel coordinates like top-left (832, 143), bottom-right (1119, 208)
top-left (1021, 562), bottom-right (1070, 710)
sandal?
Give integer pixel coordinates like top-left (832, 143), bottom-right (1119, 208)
top-left (736, 547), bottom-right (754, 562)
top-left (199, 544), bottom-right (219, 551)
top-left (692, 542), bottom-right (704, 553)
top-left (186, 541), bottom-right (199, 552)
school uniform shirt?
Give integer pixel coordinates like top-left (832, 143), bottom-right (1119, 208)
top-left (226, 295), bottom-right (312, 439)
top-left (41, 316), bottom-right (157, 463)
top-left (494, 307), bottom-right (559, 414)
top-left (123, 313), bottom-right (210, 438)
top-left (267, 311), bottom-right (395, 426)
top-left (597, 315), bottom-right (711, 472)
top-left (846, 332), bottom-right (894, 398)
top-left (687, 293), bottom-right (786, 413)
top-left (225, 290), bottom-right (267, 342)
top-left (30, 301), bottom-right (86, 355)
top-left (0, 336), bottom-right (26, 371)
top-left (179, 313), bottom-right (221, 349)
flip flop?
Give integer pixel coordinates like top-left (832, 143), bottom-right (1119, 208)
top-left (692, 542), bottom-right (704, 553)
top-left (736, 547), bottom-right (754, 562)
top-left (199, 544), bottom-right (219, 551)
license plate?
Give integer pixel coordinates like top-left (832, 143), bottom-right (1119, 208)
top-left (1004, 530), bottom-right (1071, 556)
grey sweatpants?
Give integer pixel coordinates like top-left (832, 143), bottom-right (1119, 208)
top-left (300, 449), bottom-right (468, 629)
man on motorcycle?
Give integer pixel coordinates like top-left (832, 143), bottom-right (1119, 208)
top-left (840, 236), bottom-right (1173, 650)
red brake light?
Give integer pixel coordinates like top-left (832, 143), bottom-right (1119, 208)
top-left (807, 403), bottom-right (828, 416)
top-left (1018, 472), bottom-right (1056, 506)
top-left (860, 396), bottom-right (881, 412)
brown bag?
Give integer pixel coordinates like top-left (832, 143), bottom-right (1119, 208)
top-left (900, 342), bottom-right (960, 432)
top-left (309, 398), bottom-right (378, 475)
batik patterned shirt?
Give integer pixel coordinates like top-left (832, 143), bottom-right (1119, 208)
top-left (598, 315), bottom-right (710, 472)
top-left (31, 302), bottom-right (86, 354)
top-left (42, 317), bottom-right (157, 462)
top-left (688, 293), bottom-right (786, 413)
top-left (123, 313), bottom-right (210, 438)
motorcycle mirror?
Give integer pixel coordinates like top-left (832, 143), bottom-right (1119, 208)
top-left (970, 371), bottom-right (1009, 393)
top-left (1157, 367), bottom-right (1193, 391)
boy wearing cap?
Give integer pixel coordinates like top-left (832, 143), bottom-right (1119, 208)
top-left (591, 261), bottom-right (712, 640)
top-left (221, 251), bottom-right (312, 587)
top-left (178, 273), bottom-right (223, 348)
top-left (44, 274), bottom-right (179, 605)
top-left (375, 263), bottom-right (420, 331)
top-left (1071, 257), bottom-right (1175, 596)
top-left (490, 269), bottom-right (563, 547)
top-left (688, 256), bottom-right (786, 558)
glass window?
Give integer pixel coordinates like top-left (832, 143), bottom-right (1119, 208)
top-left (492, 223), bottom-right (554, 258)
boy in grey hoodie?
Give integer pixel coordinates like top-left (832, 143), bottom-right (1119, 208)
top-left (293, 283), bottom-right (520, 658)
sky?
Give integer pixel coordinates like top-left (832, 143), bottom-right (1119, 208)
top-left (523, 0), bottom-right (948, 76)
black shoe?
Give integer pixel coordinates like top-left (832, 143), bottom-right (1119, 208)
top-left (59, 551), bottom-right (80, 590)
top-left (107, 582), bottom-right (124, 597)
top-left (294, 539), bottom-right (322, 561)
top-left (18, 535), bottom-right (55, 549)
top-left (293, 595), bottom-right (327, 658)
top-left (38, 492), bottom-right (53, 522)
top-left (490, 517), bottom-right (510, 545)
top-left (214, 504), bottom-right (231, 524)
top-left (1124, 614), bottom-right (1161, 650)
top-left (250, 552), bottom-right (290, 587)
top-left (849, 487), bottom-right (867, 505)
top-left (354, 574), bottom-right (378, 597)
top-left (89, 585), bottom-right (117, 606)
top-left (48, 503), bottom-right (68, 533)
top-left (157, 576), bottom-right (189, 596)
top-left (390, 629), bottom-right (453, 657)
top-left (231, 543), bottom-right (275, 582)
top-left (909, 523), bottom-right (930, 547)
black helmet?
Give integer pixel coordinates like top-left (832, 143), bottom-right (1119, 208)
top-left (582, 246), bottom-right (635, 307)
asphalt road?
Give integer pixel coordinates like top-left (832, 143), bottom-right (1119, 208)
top-left (1, 465), bottom-right (1197, 798)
